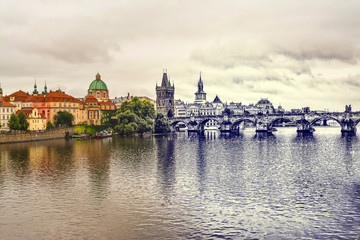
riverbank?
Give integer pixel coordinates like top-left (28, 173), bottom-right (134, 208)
top-left (0, 127), bottom-right (74, 144)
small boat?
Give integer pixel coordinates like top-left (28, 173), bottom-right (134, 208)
top-left (72, 134), bottom-right (88, 140)
top-left (95, 130), bottom-right (113, 139)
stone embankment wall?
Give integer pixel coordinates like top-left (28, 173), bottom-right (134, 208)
top-left (0, 127), bottom-right (74, 144)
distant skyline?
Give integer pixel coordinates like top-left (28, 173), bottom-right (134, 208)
top-left (1, 0), bottom-right (359, 111)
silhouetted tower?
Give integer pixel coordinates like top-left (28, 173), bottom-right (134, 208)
top-left (156, 70), bottom-right (175, 118)
top-left (33, 79), bottom-right (38, 95)
top-left (44, 80), bottom-right (48, 94)
top-left (194, 72), bottom-right (206, 104)
top-left (0, 83), bottom-right (3, 100)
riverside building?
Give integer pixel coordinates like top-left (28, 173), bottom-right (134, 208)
top-left (3, 73), bottom-right (116, 129)
top-left (0, 85), bottom-right (17, 131)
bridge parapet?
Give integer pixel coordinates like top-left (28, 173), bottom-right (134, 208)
top-left (169, 112), bottom-right (359, 134)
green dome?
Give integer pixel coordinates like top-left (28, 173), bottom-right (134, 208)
top-left (89, 73), bottom-right (108, 91)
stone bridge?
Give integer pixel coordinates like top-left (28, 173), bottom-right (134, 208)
top-left (169, 112), bottom-right (360, 134)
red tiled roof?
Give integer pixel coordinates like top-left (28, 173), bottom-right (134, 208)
top-left (85, 95), bottom-right (98, 102)
top-left (0, 100), bottom-right (16, 107)
top-left (99, 101), bottom-right (115, 106)
top-left (18, 91), bottom-right (83, 103)
top-left (4, 90), bottom-right (30, 102)
top-left (16, 109), bottom-right (32, 115)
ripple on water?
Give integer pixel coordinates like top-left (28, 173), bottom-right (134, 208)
top-left (0, 129), bottom-right (359, 239)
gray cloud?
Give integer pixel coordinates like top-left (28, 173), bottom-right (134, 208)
top-left (1, 0), bottom-right (360, 111)
top-left (341, 75), bottom-right (360, 88)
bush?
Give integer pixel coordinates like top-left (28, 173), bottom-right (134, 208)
top-left (46, 121), bottom-right (54, 130)
top-left (8, 113), bottom-right (20, 131)
top-left (115, 97), bottom-right (155, 136)
top-left (154, 113), bottom-right (170, 133)
top-left (54, 111), bottom-right (74, 127)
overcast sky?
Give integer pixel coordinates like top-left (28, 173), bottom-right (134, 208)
top-left (1, 0), bottom-right (359, 111)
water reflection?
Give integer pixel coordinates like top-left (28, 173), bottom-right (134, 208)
top-left (8, 146), bottom-right (30, 177)
top-left (85, 140), bottom-right (111, 198)
top-left (196, 138), bottom-right (207, 194)
top-left (341, 134), bottom-right (358, 177)
top-left (0, 128), bottom-right (360, 239)
top-left (155, 135), bottom-right (176, 203)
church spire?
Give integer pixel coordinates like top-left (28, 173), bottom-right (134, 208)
top-left (0, 83), bottom-right (2, 100)
top-left (33, 78), bottom-right (38, 95)
top-left (194, 72), bottom-right (206, 103)
top-left (161, 70), bottom-right (170, 87)
top-left (197, 72), bottom-right (204, 93)
top-left (44, 80), bottom-right (48, 94)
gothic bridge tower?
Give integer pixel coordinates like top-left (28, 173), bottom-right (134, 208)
top-left (156, 70), bottom-right (175, 118)
top-left (194, 73), bottom-right (206, 104)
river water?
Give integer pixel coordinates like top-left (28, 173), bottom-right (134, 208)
top-left (0, 127), bottom-right (359, 239)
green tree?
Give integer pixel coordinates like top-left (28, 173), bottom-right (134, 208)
top-left (86, 124), bottom-right (97, 134)
top-left (154, 113), bottom-right (171, 133)
top-left (115, 110), bottom-right (141, 135)
top-left (74, 125), bottom-right (86, 134)
top-left (46, 121), bottom-right (54, 130)
top-left (141, 100), bottom-right (156, 119)
top-left (8, 113), bottom-right (19, 130)
top-left (18, 111), bottom-right (29, 131)
top-left (101, 110), bottom-right (117, 125)
top-left (115, 98), bottom-right (155, 135)
top-left (53, 111), bottom-right (74, 127)
top-left (119, 97), bottom-right (155, 119)
top-left (0, 122), bottom-right (2, 129)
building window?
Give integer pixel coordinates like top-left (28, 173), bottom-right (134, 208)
top-left (103, 92), bottom-right (106, 99)
top-left (97, 92), bottom-right (100, 99)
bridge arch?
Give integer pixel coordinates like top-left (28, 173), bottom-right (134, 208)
top-left (170, 120), bottom-right (191, 131)
top-left (170, 120), bottom-right (188, 128)
top-left (231, 119), bottom-right (256, 131)
top-left (310, 116), bottom-right (342, 127)
top-left (197, 118), bottom-right (222, 131)
top-left (268, 117), bottom-right (294, 128)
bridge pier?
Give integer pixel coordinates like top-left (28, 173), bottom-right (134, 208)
top-left (220, 122), bottom-right (232, 133)
top-left (187, 121), bottom-right (198, 133)
top-left (255, 122), bottom-right (274, 133)
top-left (296, 119), bottom-right (314, 133)
top-left (340, 119), bottom-right (356, 134)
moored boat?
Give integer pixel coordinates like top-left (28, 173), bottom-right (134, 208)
top-left (72, 134), bottom-right (89, 140)
top-left (95, 130), bottom-right (113, 139)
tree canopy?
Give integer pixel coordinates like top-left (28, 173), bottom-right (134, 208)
top-left (46, 121), bottom-right (54, 130)
top-left (154, 113), bottom-right (171, 133)
top-left (18, 111), bottom-right (29, 131)
top-left (8, 113), bottom-right (20, 130)
top-left (101, 110), bottom-right (117, 125)
top-left (119, 97), bottom-right (155, 119)
top-left (115, 97), bottom-right (155, 135)
top-left (54, 111), bottom-right (74, 127)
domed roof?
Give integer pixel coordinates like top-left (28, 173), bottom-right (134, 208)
top-left (88, 73), bottom-right (108, 91)
top-left (257, 98), bottom-right (272, 105)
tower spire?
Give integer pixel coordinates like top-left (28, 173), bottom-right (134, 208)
top-left (0, 82), bottom-right (3, 100)
top-left (44, 80), bottom-right (48, 94)
top-left (161, 70), bottom-right (170, 87)
top-left (33, 78), bottom-right (38, 95)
